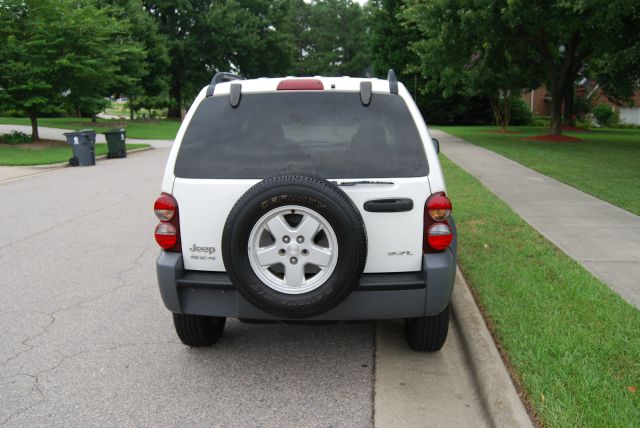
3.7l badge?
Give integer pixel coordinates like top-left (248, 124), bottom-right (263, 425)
top-left (388, 251), bottom-right (414, 256)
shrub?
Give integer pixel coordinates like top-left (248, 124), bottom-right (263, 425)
top-left (610, 109), bottom-right (620, 127)
top-left (573, 95), bottom-right (592, 121)
top-left (592, 103), bottom-right (614, 127)
top-left (509, 98), bottom-right (533, 125)
top-left (576, 116), bottom-right (592, 129)
top-left (0, 131), bottom-right (31, 145)
top-left (531, 116), bottom-right (550, 127)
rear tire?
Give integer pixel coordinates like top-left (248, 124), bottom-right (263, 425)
top-left (172, 313), bottom-right (226, 347)
top-left (404, 305), bottom-right (450, 352)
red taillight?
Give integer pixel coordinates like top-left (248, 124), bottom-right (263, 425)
top-left (154, 193), bottom-right (177, 221)
top-left (277, 79), bottom-right (324, 91)
top-left (427, 194), bottom-right (452, 221)
top-left (427, 223), bottom-right (453, 250)
top-left (154, 193), bottom-right (181, 252)
top-left (424, 192), bottom-right (453, 253)
top-left (155, 222), bottom-right (178, 249)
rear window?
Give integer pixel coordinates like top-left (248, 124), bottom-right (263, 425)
top-left (174, 91), bottom-right (428, 179)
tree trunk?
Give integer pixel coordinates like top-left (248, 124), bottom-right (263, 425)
top-left (168, 80), bottom-right (182, 119)
top-left (539, 31), bottom-right (580, 136)
top-left (563, 78), bottom-right (576, 127)
top-left (29, 113), bottom-right (39, 142)
top-left (549, 84), bottom-right (563, 135)
top-left (91, 114), bottom-right (97, 123)
top-left (129, 93), bottom-right (135, 121)
top-left (489, 94), bottom-right (511, 131)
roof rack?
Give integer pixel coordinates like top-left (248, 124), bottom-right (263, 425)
top-left (206, 72), bottom-right (243, 97)
top-left (387, 69), bottom-right (398, 95)
top-left (211, 72), bottom-right (243, 85)
top-left (360, 81), bottom-right (372, 106)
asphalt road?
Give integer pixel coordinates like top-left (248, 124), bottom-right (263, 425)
top-left (0, 142), bottom-right (488, 427)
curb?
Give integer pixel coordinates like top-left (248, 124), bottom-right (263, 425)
top-left (29, 161), bottom-right (68, 169)
top-left (27, 146), bottom-right (153, 169)
top-left (0, 146), bottom-right (153, 184)
top-left (452, 268), bottom-right (534, 428)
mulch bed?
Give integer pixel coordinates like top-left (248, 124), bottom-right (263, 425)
top-left (523, 134), bottom-right (583, 142)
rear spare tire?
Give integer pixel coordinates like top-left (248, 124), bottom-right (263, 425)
top-left (222, 174), bottom-right (367, 318)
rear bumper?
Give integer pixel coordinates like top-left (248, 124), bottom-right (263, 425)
top-left (157, 219), bottom-right (457, 320)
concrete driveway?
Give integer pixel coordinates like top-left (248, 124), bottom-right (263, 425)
top-left (0, 145), bottom-right (492, 427)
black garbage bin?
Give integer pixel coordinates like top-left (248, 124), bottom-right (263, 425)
top-left (104, 128), bottom-right (126, 158)
top-left (64, 129), bottom-right (96, 166)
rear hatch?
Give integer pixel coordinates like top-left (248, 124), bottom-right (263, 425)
top-left (172, 89), bottom-right (430, 273)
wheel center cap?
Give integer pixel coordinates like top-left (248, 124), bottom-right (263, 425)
top-left (287, 243), bottom-right (300, 256)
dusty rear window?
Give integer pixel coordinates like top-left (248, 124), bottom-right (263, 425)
top-left (175, 91), bottom-right (428, 179)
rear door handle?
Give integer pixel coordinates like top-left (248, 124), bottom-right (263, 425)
top-left (363, 198), bottom-right (414, 213)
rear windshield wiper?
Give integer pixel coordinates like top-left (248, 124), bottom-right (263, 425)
top-left (335, 180), bottom-right (395, 187)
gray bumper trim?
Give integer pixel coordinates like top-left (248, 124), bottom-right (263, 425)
top-left (176, 271), bottom-right (426, 292)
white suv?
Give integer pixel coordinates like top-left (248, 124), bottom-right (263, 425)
top-left (154, 71), bottom-right (457, 352)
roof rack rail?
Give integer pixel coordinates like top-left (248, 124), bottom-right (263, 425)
top-left (387, 69), bottom-right (398, 94)
top-left (206, 72), bottom-right (243, 97)
top-left (211, 72), bottom-right (243, 85)
top-left (360, 81), bottom-right (372, 106)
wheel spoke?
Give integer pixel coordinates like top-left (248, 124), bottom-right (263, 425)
top-left (295, 215), bottom-right (321, 241)
top-left (284, 262), bottom-right (305, 287)
top-left (306, 244), bottom-right (332, 268)
top-left (255, 245), bottom-right (280, 267)
top-left (266, 214), bottom-right (292, 241)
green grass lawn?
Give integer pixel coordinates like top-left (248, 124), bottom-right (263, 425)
top-left (0, 142), bottom-right (149, 166)
top-left (434, 126), bottom-right (640, 216)
top-left (442, 155), bottom-right (639, 426)
top-left (0, 117), bottom-right (180, 140)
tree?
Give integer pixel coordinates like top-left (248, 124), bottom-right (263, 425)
top-left (0, 0), bottom-right (131, 140)
top-left (291, 0), bottom-right (370, 76)
top-left (225, 0), bottom-right (296, 78)
top-left (145, 0), bottom-right (296, 118)
top-left (283, 0), bottom-right (312, 75)
top-left (368, 0), bottom-right (417, 79)
top-left (143, 0), bottom-right (216, 118)
top-left (403, 0), bottom-right (536, 130)
top-left (105, 0), bottom-right (170, 121)
top-left (404, 0), bottom-right (640, 135)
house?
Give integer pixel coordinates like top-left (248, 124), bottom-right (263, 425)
top-left (523, 83), bottom-right (640, 125)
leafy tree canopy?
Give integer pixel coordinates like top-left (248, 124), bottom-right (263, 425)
top-left (0, 0), bottom-right (138, 139)
top-left (403, 0), bottom-right (640, 134)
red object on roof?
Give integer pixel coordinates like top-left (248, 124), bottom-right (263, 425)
top-left (277, 79), bottom-right (324, 91)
